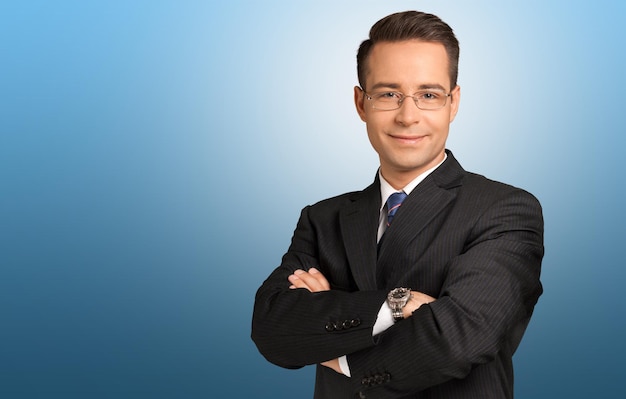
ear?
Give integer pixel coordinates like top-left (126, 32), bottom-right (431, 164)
top-left (354, 86), bottom-right (367, 122)
top-left (449, 85), bottom-right (461, 123)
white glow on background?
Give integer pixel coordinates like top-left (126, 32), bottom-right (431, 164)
top-left (1, 1), bottom-right (624, 398)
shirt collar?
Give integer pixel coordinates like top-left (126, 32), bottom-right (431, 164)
top-left (378, 152), bottom-right (447, 212)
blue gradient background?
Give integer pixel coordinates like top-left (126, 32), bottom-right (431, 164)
top-left (1, 1), bottom-right (624, 398)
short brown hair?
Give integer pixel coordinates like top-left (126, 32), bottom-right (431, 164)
top-left (357, 11), bottom-right (459, 90)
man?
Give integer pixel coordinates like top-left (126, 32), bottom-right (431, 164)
top-left (252, 10), bottom-right (543, 399)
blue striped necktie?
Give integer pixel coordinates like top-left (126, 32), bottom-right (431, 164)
top-left (386, 192), bottom-right (407, 226)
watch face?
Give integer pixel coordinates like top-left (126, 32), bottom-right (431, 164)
top-left (388, 288), bottom-right (410, 306)
top-left (392, 291), bottom-right (404, 299)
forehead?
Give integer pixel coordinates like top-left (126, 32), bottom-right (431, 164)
top-left (365, 40), bottom-right (450, 90)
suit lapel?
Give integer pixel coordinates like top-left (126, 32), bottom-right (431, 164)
top-left (339, 178), bottom-right (381, 291)
top-left (338, 151), bottom-right (466, 291)
top-left (376, 151), bottom-right (466, 287)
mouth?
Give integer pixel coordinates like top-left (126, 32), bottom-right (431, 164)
top-left (388, 133), bottom-right (425, 144)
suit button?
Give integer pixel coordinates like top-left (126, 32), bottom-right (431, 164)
top-left (325, 322), bottom-right (335, 332)
top-left (352, 318), bottom-right (361, 327)
top-left (342, 320), bottom-right (352, 329)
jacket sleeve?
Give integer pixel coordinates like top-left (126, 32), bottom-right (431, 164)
top-left (346, 189), bottom-right (544, 397)
top-left (251, 205), bottom-right (388, 369)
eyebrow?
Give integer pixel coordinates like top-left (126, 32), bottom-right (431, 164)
top-left (369, 82), bottom-right (448, 92)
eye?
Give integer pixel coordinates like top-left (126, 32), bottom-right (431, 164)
top-left (374, 92), bottom-right (402, 101)
top-left (418, 91), bottom-right (441, 101)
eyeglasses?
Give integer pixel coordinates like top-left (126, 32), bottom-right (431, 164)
top-left (363, 89), bottom-right (451, 111)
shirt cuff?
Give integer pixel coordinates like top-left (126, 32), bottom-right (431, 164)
top-left (337, 300), bottom-right (393, 378)
top-left (338, 355), bottom-right (351, 377)
top-left (372, 300), bottom-right (394, 336)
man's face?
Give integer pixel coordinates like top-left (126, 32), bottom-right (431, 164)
top-left (355, 40), bottom-right (460, 188)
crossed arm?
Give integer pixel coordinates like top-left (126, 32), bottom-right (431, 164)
top-left (252, 189), bottom-right (544, 396)
top-left (287, 267), bottom-right (435, 374)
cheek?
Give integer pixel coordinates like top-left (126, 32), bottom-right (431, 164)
top-left (424, 114), bottom-right (451, 133)
top-left (366, 124), bottom-right (388, 154)
top-left (366, 113), bottom-right (394, 131)
top-left (364, 117), bottom-right (382, 137)
top-left (365, 126), bottom-right (380, 147)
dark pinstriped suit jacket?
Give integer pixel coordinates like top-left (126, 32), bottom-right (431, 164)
top-left (252, 150), bottom-right (544, 398)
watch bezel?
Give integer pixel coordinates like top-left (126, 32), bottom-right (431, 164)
top-left (387, 287), bottom-right (412, 322)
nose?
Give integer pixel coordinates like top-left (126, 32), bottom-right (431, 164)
top-left (394, 97), bottom-right (421, 126)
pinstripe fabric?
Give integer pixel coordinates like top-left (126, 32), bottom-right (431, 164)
top-left (252, 150), bottom-right (544, 399)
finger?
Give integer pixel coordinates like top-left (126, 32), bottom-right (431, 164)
top-left (308, 268), bottom-right (331, 290)
top-left (288, 273), bottom-right (313, 291)
top-left (287, 269), bottom-right (329, 293)
top-left (293, 269), bottom-right (329, 292)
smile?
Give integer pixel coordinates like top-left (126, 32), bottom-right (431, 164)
top-left (389, 134), bottom-right (425, 144)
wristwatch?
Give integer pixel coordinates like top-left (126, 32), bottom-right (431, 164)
top-left (387, 287), bottom-right (412, 322)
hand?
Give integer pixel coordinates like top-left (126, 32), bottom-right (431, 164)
top-left (320, 358), bottom-right (342, 374)
top-left (403, 290), bottom-right (436, 318)
top-left (287, 268), bottom-right (330, 292)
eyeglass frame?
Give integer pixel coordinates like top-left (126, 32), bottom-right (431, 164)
top-left (360, 87), bottom-right (452, 111)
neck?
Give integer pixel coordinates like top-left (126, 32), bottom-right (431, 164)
top-left (380, 172), bottom-right (415, 191)
top-left (380, 152), bottom-right (446, 190)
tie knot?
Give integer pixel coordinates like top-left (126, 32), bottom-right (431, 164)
top-left (386, 192), bottom-right (407, 226)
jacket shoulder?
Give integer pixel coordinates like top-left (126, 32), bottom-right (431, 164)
top-left (464, 172), bottom-right (539, 196)
top-left (458, 172), bottom-right (543, 214)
